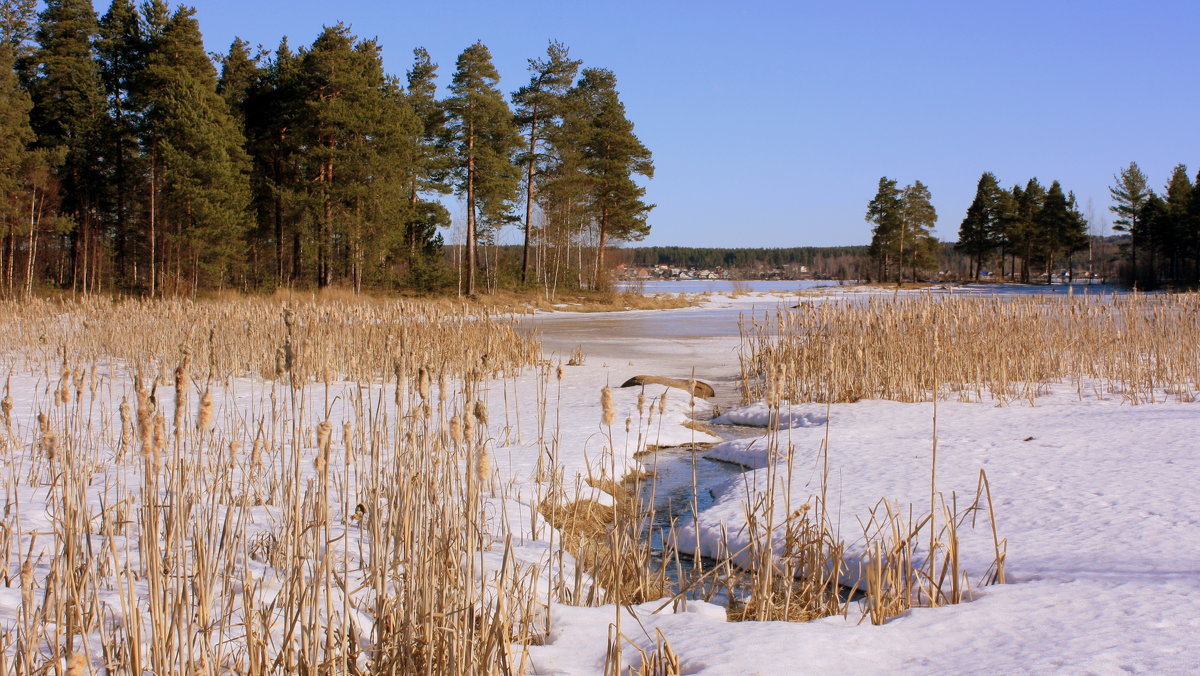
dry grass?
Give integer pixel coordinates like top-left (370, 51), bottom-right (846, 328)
top-left (740, 293), bottom-right (1200, 405)
top-left (0, 296), bottom-right (553, 674)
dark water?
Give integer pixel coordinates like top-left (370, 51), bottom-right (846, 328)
top-left (634, 444), bottom-right (748, 602)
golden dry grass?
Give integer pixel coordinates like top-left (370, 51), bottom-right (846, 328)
top-left (739, 293), bottom-right (1200, 405)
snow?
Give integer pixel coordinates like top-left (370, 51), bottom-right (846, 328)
top-left (4, 285), bottom-right (1199, 673)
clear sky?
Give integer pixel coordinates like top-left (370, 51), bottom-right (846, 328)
top-left (99, 0), bottom-right (1200, 248)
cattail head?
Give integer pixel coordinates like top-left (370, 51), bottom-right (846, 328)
top-left (151, 413), bottom-right (165, 472)
top-left (658, 391), bottom-right (668, 415)
top-left (42, 431), bottom-right (58, 461)
top-left (251, 435), bottom-right (264, 467)
top-left (315, 420), bottom-right (332, 472)
top-left (196, 389), bottom-right (213, 432)
top-left (556, 363), bottom-right (564, 381)
top-left (601, 386), bottom-right (615, 427)
top-left (417, 367), bottom-right (431, 400)
top-left (342, 421), bottom-right (353, 457)
top-left (473, 399), bottom-right (489, 426)
top-left (637, 392), bottom-right (645, 416)
top-left (449, 415), bottom-right (463, 446)
top-left (475, 446), bottom-right (492, 490)
top-left (118, 396), bottom-right (132, 454)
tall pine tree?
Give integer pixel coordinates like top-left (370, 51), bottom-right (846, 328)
top-left (899, 180), bottom-right (937, 282)
top-left (139, 5), bottom-right (251, 292)
top-left (1109, 161), bottom-right (1151, 285)
top-left (955, 172), bottom-right (1003, 280)
top-left (24, 0), bottom-right (105, 291)
top-left (866, 176), bottom-right (902, 281)
top-left (512, 41), bottom-right (580, 284)
top-left (569, 67), bottom-right (653, 286)
top-left (444, 41), bottom-right (521, 296)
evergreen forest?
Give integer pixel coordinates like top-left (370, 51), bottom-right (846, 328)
top-left (0, 0), bottom-right (654, 296)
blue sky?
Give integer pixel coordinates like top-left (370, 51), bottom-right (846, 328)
top-left (103, 0), bottom-right (1199, 247)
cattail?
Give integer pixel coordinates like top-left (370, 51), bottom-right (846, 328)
top-left (449, 415), bottom-right (463, 446)
top-left (1, 393), bottom-right (11, 429)
top-left (63, 652), bottom-right (87, 675)
top-left (42, 430), bottom-right (58, 461)
top-left (343, 422), bottom-right (353, 461)
top-left (464, 412), bottom-right (476, 441)
top-left (20, 559), bottom-right (33, 610)
top-left (151, 413), bottom-right (165, 472)
top-left (556, 363), bottom-right (564, 381)
top-left (251, 435), bottom-right (264, 467)
top-left (475, 446), bottom-right (492, 490)
top-left (601, 386), bottom-right (615, 427)
top-left (473, 399), bottom-right (489, 426)
top-left (196, 389), bottom-right (213, 432)
top-left (637, 392), bottom-right (646, 416)
top-left (174, 355), bottom-right (191, 430)
top-left (438, 371), bottom-right (447, 406)
top-left (118, 396), bottom-right (132, 454)
top-left (417, 367), bottom-right (431, 400)
top-left (315, 420), bottom-right (332, 472)
top-left (658, 390), bottom-right (668, 415)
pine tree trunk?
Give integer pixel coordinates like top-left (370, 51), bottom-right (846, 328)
top-left (595, 206), bottom-right (608, 289)
top-left (521, 110), bottom-right (538, 285)
top-left (149, 159), bottom-right (157, 298)
top-left (465, 119), bottom-right (477, 297)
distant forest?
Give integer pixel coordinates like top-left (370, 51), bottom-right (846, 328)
top-left (618, 238), bottom-right (1126, 282)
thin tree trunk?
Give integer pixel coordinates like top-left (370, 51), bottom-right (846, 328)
top-left (521, 109), bottom-right (539, 285)
top-left (595, 206), bottom-right (608, 289)
top-left (149, 159), bottom-right (157, 298)
top-left (466, 119), bottom-right (477, 297)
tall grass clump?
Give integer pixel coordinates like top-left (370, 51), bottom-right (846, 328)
top-left (739, 293), bottom-right (1200, 405)
top-left (0, 296), bottom-right (567, 674)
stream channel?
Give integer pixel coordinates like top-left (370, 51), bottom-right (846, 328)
top-left (524, 302), bottom-right (778, 603)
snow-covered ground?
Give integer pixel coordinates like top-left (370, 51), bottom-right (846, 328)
top-left (2, 285), bottom-right (1197, 674)
top-left (527, 287), bottom-right (1200, 674)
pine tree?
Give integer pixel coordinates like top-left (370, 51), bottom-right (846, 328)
top-left (512, 41), bottom-right (580, 284)
top-left (444, 41), bottom-right (521, 296)
top-left (24, 0), bottom-right (106, 291)
top-left (296, 25), bottom-right (422, 291)
top-left (0, 40), bottom-right (34, 294)
top-left (1109, 161), bottom-right (1151, 285)
top-left (1189, 170), bottom-right (1200, 284)
top-left (139, 5), bottom-right (251, 292)
top-left (243, 37), bottom-right (305, 286)
top-left (1159, 164), bottom-right (1192, 281)
top-left (569, 67), bottom-right (653, 286)
top-left (402, 47), bottom-right (451, 281)
top-left (866, 176), bottom-right (902, 281)
top-left (0, 0), bottom-right (37, 60)
top-left (899, 180), bottom-right (937, 282)
top-left (955, 172), bottom-right (1004, 280)
top-left (95, 0), bottom-right (143, 287)
top-left (1034, 181), bottom-right (1087, 283)
top-left (217, 37), bottom-right (258, 129)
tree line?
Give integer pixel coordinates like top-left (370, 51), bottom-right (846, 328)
top-left (623, 245), bottom-right (866, 276)
top-left (0, 0), bottom-right (653, 297)
top-left (1108, 161), bottom-right (1200, 288)
top-left (865, 171), bottom-right (1145, 285)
